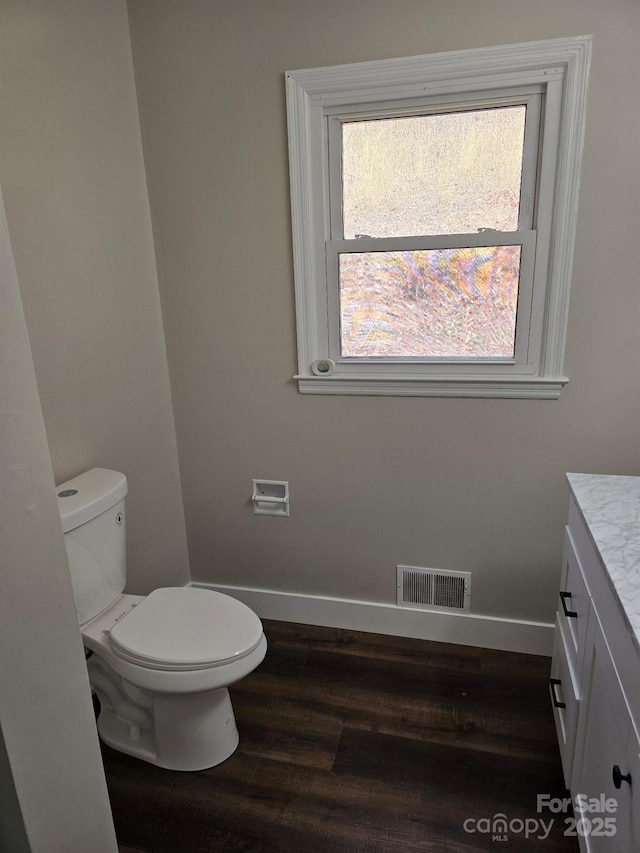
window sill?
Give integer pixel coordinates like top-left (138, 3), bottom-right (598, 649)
top-left (294, 374), bottom-right (569, 399)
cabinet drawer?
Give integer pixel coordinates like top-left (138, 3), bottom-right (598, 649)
top-left (550, 613), bottom-right (580, 788)
top-left (559, 526), bottom-right (590, 687)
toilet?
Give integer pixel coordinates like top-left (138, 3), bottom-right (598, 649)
top-left (56, 467), bottom-right (267, 771)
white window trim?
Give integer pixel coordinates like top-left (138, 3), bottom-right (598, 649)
top-left (286, 36), bottom-right (592, 399)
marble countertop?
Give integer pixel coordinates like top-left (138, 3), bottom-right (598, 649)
top-left (566, 472), bottom-right (640, 647)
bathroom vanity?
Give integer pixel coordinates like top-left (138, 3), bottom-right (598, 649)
top-left (551, 473), bottom-right (640, 852)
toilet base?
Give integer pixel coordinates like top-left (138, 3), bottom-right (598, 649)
top-left (95, 681), bottom-right (240, 771)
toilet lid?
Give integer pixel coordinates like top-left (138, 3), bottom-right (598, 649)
top-left (109, 587), bottom-right (264, 671)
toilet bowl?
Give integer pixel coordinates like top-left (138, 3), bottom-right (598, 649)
top-left (57, 468), bottom-right (267, 771)
top-left (82, 588), bottom-right (267, 770)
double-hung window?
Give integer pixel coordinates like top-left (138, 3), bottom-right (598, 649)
top-left (286, 37), bottom-right (591, 398)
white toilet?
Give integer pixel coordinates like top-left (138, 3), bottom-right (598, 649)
top-left (56, 467), bottom-right (267, 771)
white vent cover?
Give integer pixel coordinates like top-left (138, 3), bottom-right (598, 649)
top-left (397, 566), bottom-right (471, 613)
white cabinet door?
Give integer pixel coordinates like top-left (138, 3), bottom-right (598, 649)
top-left (573, 619), bottom-right (639, 853)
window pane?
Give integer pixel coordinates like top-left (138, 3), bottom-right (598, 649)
top-left (342, 107), bottom-right (526, 239)
top-left (339, 245), bottom-right (522, 358)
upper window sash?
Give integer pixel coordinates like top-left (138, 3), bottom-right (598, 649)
top-left (326, 89), bottom-right (543, 240)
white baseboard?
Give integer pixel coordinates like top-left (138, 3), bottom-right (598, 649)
top-left (192, 582), bottom-right (553, 656)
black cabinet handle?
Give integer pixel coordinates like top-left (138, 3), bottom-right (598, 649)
top-left (550, 678), bottom-right (566, 709)
top-left (612, 765), bottom-right (632, 789)
top-left (560, 591), bottom-right (578, 618)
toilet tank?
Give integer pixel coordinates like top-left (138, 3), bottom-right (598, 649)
top-left (56, 468), bottom-right (128, 626)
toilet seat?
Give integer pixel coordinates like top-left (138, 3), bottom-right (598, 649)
top-left (109, 587), bottom-right (264, 672)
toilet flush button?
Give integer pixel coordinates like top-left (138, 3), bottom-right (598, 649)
top-left (57, 489), bottom-right (79, 497)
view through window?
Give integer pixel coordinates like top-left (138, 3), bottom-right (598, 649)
top-left (338, 107), bottom-right (527, 359)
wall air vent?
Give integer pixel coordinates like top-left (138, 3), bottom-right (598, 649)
top-left (397, 566), bottom-right (471, 613)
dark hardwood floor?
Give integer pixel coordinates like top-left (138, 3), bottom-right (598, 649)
top-left (102, 620), bottom-right (578, 853)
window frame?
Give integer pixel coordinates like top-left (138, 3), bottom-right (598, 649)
top-left (286, 37), bottom-right (592, 399)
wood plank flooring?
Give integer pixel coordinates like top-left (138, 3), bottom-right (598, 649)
top-left (102, 620), bottom-right (578, 853)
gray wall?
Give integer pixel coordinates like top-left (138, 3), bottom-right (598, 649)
top-left (127, 0), bottom-right (640, 625)
top-left (0, 185), bottom-right (116, 852)
top-left (0, 0), bottom-right (190, 594)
